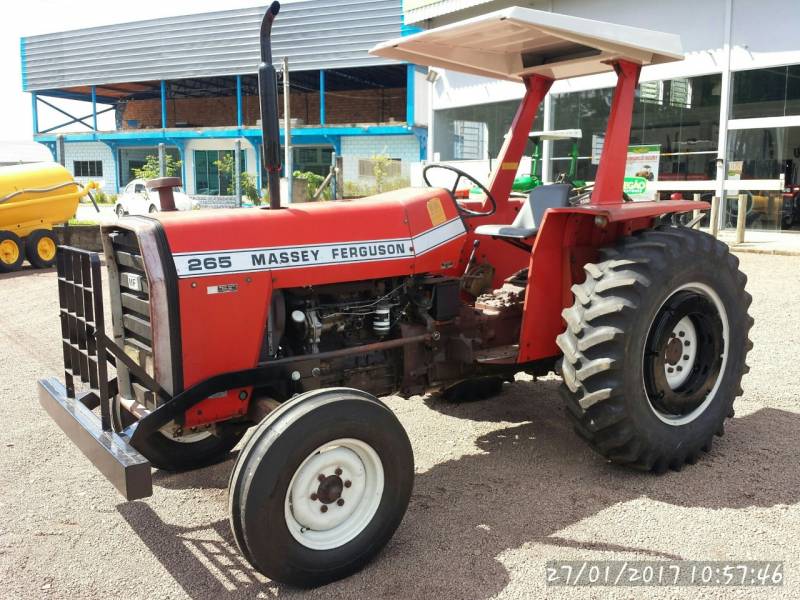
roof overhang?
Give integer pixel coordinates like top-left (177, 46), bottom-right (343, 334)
top-left (371, 6), bottom-right (683, 82)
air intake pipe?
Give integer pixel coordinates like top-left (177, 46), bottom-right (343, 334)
top-left (258, 1), bottom-right (282, 209)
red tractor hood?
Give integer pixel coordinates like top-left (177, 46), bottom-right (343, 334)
top-left (156, 187), bottom-right (468, 288)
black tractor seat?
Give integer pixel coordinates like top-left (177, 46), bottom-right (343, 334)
top-left (475, 183), bottom-right (571, 242)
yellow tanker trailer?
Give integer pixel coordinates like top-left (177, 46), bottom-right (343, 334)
top-left (0, 162), bottom-right (97, 273)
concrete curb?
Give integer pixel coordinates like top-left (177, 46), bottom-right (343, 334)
top-left (728, 246), bottom-right (800, 257)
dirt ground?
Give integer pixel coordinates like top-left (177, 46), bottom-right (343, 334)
top-left (0, 252), bottom-right (798, 600)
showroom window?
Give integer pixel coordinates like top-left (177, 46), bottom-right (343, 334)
top-left (724, 126), bottom-right (800, 231)
top-left (551, 74), bottom-right (721, 183)
top-left (551, 74), bottom-right (722, 182)
top-left (731, 65), bottom-right (800, 119)
top-left (433, 100), bottom-right (542, 162)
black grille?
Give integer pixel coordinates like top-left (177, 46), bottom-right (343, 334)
top-left (108, 230), bottom-right (154, 404)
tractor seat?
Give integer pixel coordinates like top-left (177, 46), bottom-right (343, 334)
top-left (475, 183), bottom-right (571, 239)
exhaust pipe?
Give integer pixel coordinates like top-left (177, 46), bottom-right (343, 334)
top-left (258, 1), bottom-right (282, 209)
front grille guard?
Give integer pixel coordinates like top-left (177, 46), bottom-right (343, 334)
top-left (57, 246), bottom-right (116, 426)
top-left (56, 246), bottom-right (170, 430)
top-left (41, 245), bottom-right (153, 500)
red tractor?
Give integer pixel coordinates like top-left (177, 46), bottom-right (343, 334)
top-left (39, 3), bottom-right (752, 587)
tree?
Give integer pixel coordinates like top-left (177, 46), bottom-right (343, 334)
top-left (132, 154), bottom-right (182, 180)
top-left (214, 153), bottom-right (261, 204)
top-left (372, 153), bottom-right (395, 193)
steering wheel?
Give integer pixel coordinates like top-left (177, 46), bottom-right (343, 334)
top-left (422, 164), bottom-right (497, 217)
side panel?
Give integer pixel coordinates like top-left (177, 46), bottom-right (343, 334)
top-left (178, 271), bottom-right (272, 426)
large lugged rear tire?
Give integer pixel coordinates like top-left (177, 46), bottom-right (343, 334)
top-left (557, 226), bottom-right (753, 472)
top-left (229, 388), bottom-right (414, 587)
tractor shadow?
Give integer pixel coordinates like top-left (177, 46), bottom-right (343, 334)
top-left (119, 379), bottom-right (800, 599)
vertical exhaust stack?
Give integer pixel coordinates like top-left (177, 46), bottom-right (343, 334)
top-left (259, 1), bottom-right (282, 209)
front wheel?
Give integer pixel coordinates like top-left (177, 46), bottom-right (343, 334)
top-left (229, 388), bottom-right (414, 587)
top-left (557, 226), bottom-right (753, 472)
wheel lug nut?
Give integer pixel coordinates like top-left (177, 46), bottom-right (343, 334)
top-left (344, 480), bottom-right (351, 488)
top-left (335, 468), bottom-right (342, 476)
top-left (683, 355), bottom-right (689, 360)
top-left (667, 367), bottom-right (674, 373)
top-left (684, 341), bottom-right (690, 347)
top-left (337, 499), bottom-right (344, 506)
top-left (320, 505), bottom-right (328, 513)
top-left (310, 493), bottom-right (318, 501)
top-left (676, 366), bottom-right (682, 372)
top-left (678, 331), bottom-right (685, 337)
top-left (318, 474), bottom-right (325, 482)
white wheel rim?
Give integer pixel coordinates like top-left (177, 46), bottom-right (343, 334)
top-left (285, 438), bottom-right (384, 550)
top-left (664, 316), bottom-right (698, 389)
top-left (159, 423), bottom-right (212, 443)
top-left (645, 282), bottom-right (729, 427)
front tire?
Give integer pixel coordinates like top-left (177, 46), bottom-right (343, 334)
top-left (112, 398), bottom-right (242, 471)
top-left (229, 388), bottom-right (414, 587)
top-left (557, 226), bottom-right (753, 472)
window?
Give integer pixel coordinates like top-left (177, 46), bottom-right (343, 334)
top-left (551, 73), bottom-right (721, 182)
top-left (732, 65), bottom-right (800, 119)
top-left (73, 160), bottom-right (103, 177)
top-left (433, 100), bottom-right (543, 161)
top-left (193, 150), bottom-right (246, 195)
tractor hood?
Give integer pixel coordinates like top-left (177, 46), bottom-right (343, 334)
top-left (154, 187), bottom-right (468, 288)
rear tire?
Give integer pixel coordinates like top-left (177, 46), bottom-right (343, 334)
top-left (229, 388), bottom-right (414, 587)
top-left (25, 230), bottom-right (58, 269)
top-left (557, 226), bottom-right (753, 472)
top-left (0, 231), bottom-right (24, 273)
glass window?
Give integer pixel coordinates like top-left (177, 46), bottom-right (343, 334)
top-left (726, 126), bottom-right (800, 231)
top-left (193, 150), bottom-right (246, 195)
top-left (73, 160), bottom-right (103, 177)
top-left (731, 65), bottom-right (800, 119)
top-left (551, 73), bottom-right (721, 182)
top-left (433, 100), bottom-right (543, 161)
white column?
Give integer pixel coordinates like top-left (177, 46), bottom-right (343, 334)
top-left (714, 0), bottom-right (734, 226)
top-left (541, 93), bottom-right (553, 183)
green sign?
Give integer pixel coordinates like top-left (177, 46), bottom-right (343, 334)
top-left (623, 176), bottom-right (648, 195)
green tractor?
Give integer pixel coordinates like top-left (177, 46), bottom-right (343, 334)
top-left (471, 129), bottom-right (585, 197)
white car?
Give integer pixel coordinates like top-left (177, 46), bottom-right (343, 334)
top-left (115, 179), bottom-right (197, 216)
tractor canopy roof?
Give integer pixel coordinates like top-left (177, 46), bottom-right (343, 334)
top-left (370, 6), bottom-right (682, 82)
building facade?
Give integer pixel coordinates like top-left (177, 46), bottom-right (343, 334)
top-left (21, 0), bottom-right (428, 196)
top-left (411, 0), bottom-right (800, 232)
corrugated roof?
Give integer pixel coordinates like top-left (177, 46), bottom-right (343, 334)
top-left (403, 0), bottom-right (495, 25)
top-left (21, 0), bottom-right (402, 92)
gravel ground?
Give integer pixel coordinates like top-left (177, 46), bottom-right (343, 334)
top-left (0, 252), bottom-right (798, 600)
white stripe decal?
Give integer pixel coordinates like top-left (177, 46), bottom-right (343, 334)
top-left (173, 217), bottom-right (466, 278)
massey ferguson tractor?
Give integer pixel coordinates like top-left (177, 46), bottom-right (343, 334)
top-left (38, 4), bottom-right (752, 587)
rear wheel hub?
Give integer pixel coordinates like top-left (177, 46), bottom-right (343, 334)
top-left (643, 284), bottom-right (728, 425)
